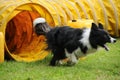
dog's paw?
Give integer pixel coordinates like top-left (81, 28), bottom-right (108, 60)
top-left (66, 61), bottom-right (76, 66)
top-left (56, 60), bottom-right (63, 66)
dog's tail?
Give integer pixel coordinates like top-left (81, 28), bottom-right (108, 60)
top-left (33, 18), bottom-right (51, 35)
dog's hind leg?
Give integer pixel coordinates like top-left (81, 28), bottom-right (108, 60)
top-left (50, 53), bottom-right (64, 66)
top-left (49, 49), bottom-right (61, 66)
top-left (50, 48), bottom-right (66, 66)
top-left (50, 55), bottom-right (57, 66)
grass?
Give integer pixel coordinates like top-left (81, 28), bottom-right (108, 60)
top-left (0, 39), bottom-right (120, 80)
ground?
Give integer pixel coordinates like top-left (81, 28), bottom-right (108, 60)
top-left (0, 39), bottom-right (120, 80)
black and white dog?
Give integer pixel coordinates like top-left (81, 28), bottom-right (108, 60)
top-left (33, 18), bottom-right (116, 66)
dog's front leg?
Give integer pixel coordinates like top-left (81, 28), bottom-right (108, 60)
top-left (70, 53), bottom-right (78, 64)
top-left (66, 52), bottom-right (78, 66)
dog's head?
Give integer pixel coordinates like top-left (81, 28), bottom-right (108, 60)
top-left (90, 23), bottom-right (116, 51)
top-left (33, 18), bottom-right (51, 35)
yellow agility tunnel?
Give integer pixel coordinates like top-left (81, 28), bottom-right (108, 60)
top-left (0, 0), bottom-right (120, 62)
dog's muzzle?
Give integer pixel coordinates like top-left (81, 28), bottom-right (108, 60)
top-left (110, 37), bottom-right (116, 43)
top-left (103, 37), bottom-right (116, 51)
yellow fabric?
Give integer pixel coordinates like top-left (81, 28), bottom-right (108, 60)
top-left (0, 32), bottom-right (4, 63)
top-left (38, 0), bottom-right (60, 26)
top-left (61, 0), bottom-right (81, 19)
top-left (53, 0), bottom-right (73, 20)
top-left (47, 0), bottom-right (67, 26)
top-left (0, 0), bottom-right (120, 62)
top-left (0, 1), bottom-right (54, 62)
top-left (102, 0), bottom-right (117, 36)
top-left (5, 11), bottom-right (50, 62)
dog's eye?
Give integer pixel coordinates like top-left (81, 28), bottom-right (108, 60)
top-left (104, 34), bottom-right (110, 39)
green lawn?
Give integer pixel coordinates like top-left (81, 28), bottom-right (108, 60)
top-left (0, 39), bottom-right (120, 80)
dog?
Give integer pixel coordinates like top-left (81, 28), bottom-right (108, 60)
top-left (33, 18), bottom-right (116, 66)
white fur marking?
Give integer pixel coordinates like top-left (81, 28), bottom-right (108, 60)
top-left (70, 53), bottom-right (78, 63)
top-left (58, 60), bottom-right (63, 65)
top-left (65, 49), bottom-right (78, 64)
top-left (65, 49), bottom-right (71, 58)
top-left (79, 28), bottom-right (92, 49)
top-left (33, 18), bottom-right (46, 27)
top-left (110, 37), bottom-right (116, 43)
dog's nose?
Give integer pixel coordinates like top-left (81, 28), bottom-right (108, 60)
top-left (113, 39), bottom-right (116, 43)
top-left (110, 37), bottom-right (116, 43)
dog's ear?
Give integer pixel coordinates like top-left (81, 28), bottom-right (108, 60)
top-left (91, 23), bottom-right (98, 30)
top-left (98, 23), bottom-right (104, 29)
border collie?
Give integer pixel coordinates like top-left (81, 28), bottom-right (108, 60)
top-left (33, 18), bottom-right (116, 66)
